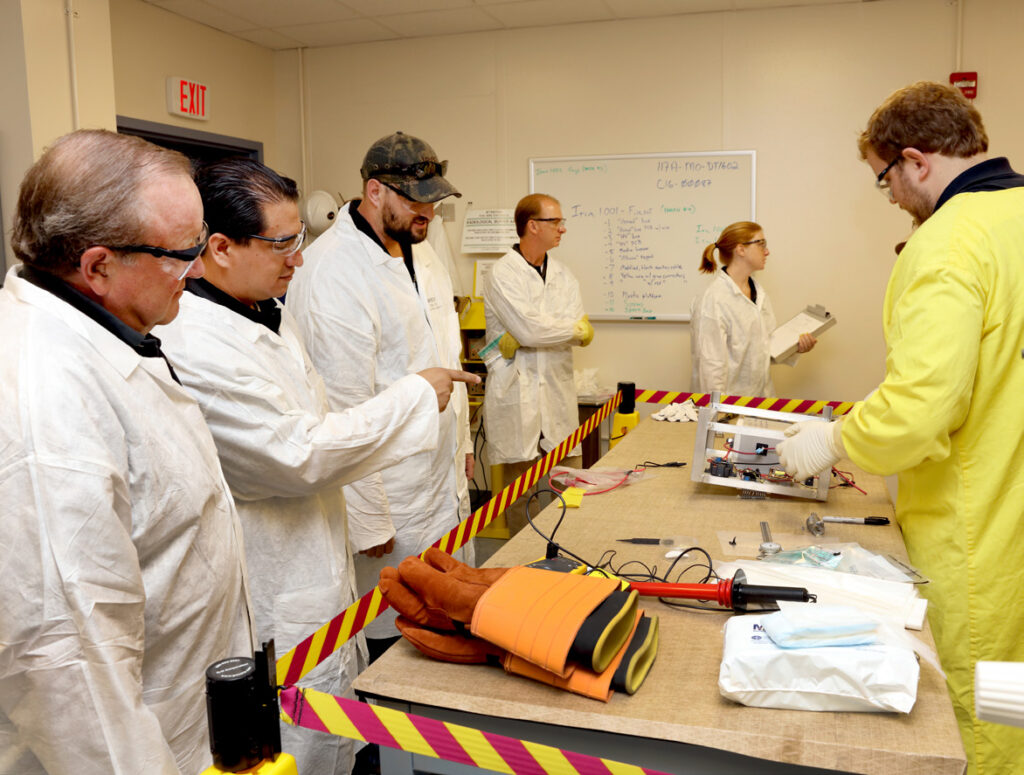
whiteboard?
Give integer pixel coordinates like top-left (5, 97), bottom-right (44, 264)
top-left (529, 151), bottom-right (755, 321)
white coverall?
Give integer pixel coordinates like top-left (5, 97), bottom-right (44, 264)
top-left (483, 248), bottom-right (585, 465)
top-left (414, 238), bottom-right (473, 519)
top-left (689, 269), bottom-right (778, 397)
top-left (287, 202), bottom-right (464, 639)
top-left (0, 268), bottom-right (254, 775)
top-left (157, 290), bottom-right (440, 773)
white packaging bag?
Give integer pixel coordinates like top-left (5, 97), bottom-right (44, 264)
top-left (718, 614), bottom-right (920, 713)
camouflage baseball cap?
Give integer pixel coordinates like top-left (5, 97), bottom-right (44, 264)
top-left (360, 131), bottom-right (461, 203)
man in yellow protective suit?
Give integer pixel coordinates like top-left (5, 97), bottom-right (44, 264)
top-left (777, 81), bottom-right (1024, 774)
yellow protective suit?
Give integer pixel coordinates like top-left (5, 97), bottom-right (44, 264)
top-left (842, 185), bottom-right (1024, 774)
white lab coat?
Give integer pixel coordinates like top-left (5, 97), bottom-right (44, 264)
top-left (0, 268), bottom-right (254, 775)
top-left (690, 269), bottom-right (778, 397)
top-left (157, 291), bottom-right (439, 773)
top-left (414, 237), bottom-right (473, 520)
top-left (287, 202), bottom-right (463, 638)
top-left (483, 248), bottom-right (585, 465)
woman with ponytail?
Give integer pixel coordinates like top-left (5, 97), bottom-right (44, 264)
top-left (689, 221), bottom-right (815, 397)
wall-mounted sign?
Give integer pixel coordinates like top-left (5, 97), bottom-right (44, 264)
top-left (166, 77), bottom-right (209, 121)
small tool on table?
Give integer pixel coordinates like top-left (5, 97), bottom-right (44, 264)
top-left (806, 512), bottom-right (890, 536)
top-left (617, 537), bottom-right (673, 545)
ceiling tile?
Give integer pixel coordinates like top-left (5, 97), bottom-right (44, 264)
top-left (602, 0), bottom-right (733, 17)
top-left (482, 0), bottom-right (615, 28)
top-left (203, 0), bottom-right (358, 28)
top-left (341, 0), bottom-right (472, 15)
top-left (141, 0), bottom-right (256, 32)
top-left (735, 0), bottom-right (848, 7)
top-left (277, 18), bottom-right (402, 47)
top-left (379, 7), bottom-right (504, 36)
top-left (231, 27), bottom-right (308, 50)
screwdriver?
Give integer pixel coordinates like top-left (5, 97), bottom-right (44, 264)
top-left (617, 537), bottom-right (675, 545)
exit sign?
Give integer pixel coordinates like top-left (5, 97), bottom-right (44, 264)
top-left (166, 77), bottom-right (209, 121)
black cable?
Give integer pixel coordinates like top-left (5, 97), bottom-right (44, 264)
top-left (523, 488), bottom-right (596, 569)
top-left (597, 545), bottom-right (731, 612)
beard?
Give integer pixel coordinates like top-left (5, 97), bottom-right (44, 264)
top-left (896, 170), bottom-right (934, 226)
top-left (382, 199), bottom-right (429, 245)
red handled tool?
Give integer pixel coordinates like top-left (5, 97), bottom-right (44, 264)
top-left (629, 570), bottom-right (816, 612)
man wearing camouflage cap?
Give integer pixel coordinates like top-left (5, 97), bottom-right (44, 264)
top-left (288, 131), bottom-right (473, 661)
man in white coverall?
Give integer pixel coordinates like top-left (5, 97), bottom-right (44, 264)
top-left (418, 220), bottom-right (476, 521)
top-left (0, 130), bottom-right (254, 775)
top-left (776, 81), bottom-right (1024, 774)
top-left (483, 193), bottom-right (593, 533)
top-left (156, 158), bottom-right (477, 774)
top-left (287, 132), bottom-right (470, 660)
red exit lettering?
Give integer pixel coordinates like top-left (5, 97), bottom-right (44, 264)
top-left (168, 77), bottom-right (209, 120)
top-left (178, 80), bottom-right (207, 117)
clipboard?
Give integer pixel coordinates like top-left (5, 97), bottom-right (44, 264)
top-left (770, 304), bottom-right (836, 362)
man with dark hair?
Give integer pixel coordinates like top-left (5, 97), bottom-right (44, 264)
top-left (157, 157), bottom-right (476, 775)
top-left (282, 132), bottom-right (471, 660)
top-left (482, 193), bottom-right (592, 534)
top-left (777, 81), bottom-right (1024, 773)
top-left (0, 129), bottom-right (254, 774)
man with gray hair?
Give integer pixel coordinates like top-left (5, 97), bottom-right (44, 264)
top-left (0, 129), bottom-right (254, 775)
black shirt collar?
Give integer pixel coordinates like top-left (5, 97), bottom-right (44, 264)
top-left (722, 266), bottom-right (756, 304)
top-left (185, 277), bottom-right (281, 334)
top-left (513, 244), bottom-right (547, 281)
top-left (934, 157), bottom-right (1024, 211)
top-left (18, 264), bottom-right (182, 383)
top-left (349, 199), bottom-right (418, 288)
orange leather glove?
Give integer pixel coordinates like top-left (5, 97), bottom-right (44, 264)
top-left (381, 549), bottom-right (635, 674)
top-left (394, 608), bottom-right (659, 701)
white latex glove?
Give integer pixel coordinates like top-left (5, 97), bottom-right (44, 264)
top-left (776, 420), bottom-right (846, 482)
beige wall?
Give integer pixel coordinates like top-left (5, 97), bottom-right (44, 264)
top-left (297, 0), bottom-right (1024, 405)
top-left (108, 0), bottom-right (297, 176)
top-left (10, 0), bottom-right (1024, 406)
top-left (1, 0), bottom-right (116, 269)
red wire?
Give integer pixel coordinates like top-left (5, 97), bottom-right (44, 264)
top-left (831, 467), bottom-right (867, 495)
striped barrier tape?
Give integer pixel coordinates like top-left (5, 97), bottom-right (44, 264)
top-left (634, 389), bottom-right (855, 416)
top-left (275, 391), bottom-right (623, 686)
top-left (275, 387), bottom-right (852, 685)
top-left (279, 685), bottom-right (672, 775)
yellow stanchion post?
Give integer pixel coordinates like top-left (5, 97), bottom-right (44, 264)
top-left (609, 381), bottom-right (638, 449)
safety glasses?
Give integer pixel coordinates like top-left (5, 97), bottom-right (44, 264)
top-left (246, 221), bottom-right (307, 257)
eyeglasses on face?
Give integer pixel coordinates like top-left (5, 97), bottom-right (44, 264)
top-left (381, 182), bottom-right (434, 211)
top-left (108, 221), bottom-right (210, 281)
top-left (876, 153), bottom-right (904, 200)
top-left (741, 239), bottom-right (768, 250)
top-left (533, 218), bottom-right (566, 228)
top-left (246, 221), bottom-right (307, 256)
top-left (109, 221), bottom-right (210, 263)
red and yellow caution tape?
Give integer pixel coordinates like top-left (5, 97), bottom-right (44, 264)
top-left (635, 389), bottom-right (854, 416)
top-left (276, 387), bottom-right (853, 684)
top-left (280, 686), bottom-right (671, 775)
top-left (276, 392), bottom-right (622, 685)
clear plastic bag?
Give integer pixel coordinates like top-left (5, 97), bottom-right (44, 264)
top-left (548, 466), bottom-right (648, 495)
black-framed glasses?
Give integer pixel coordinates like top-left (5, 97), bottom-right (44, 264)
top-left (109, 221), bottom-right (209, 281)
top-left (110, 221), bottom-right (210, 263)
top-left (742, 238), bottom-right (768, 250)
top-left (373, 160), bottom-right (448, 180)
top-left (247, 221), bottom-right (307, 256)
top-left (533, 218), bottom-right (566, 228)
top-left (876, 153), bottom-right (904, 200)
